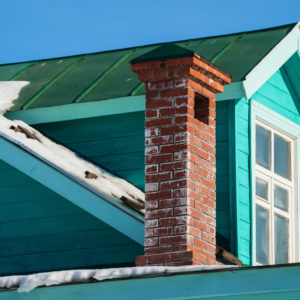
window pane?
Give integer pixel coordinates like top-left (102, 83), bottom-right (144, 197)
top-left (256, 205), bottom-right (269, 264)
top-left (274, 214), bottom-right (289, 264)
top-left (256, 125), bottom-right (271, 170)
top-left (256, 177), bottom-right (268, 200)
top-left (274, 134), bottom-right (291, 179)
top-left (274, 185), bottom-right (288, 212)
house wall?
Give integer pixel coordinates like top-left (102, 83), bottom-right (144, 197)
top-left (215, 101), bottom-right (231, 250)
top-left (34, 111), bottom-right (145, 191)
top-left (234, 54), bottom-right (300, 265)
top-left (0, 159), bottom-right (143, 276)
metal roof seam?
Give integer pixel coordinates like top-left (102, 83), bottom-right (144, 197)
top-left (74, 48), bottom-right (137, 103)
top-left (9, 62), bottom-right (37, 81)
top-left (210, 33), bottom-right (246, 64)
top-left (21, 57), bottom-right (87, 110)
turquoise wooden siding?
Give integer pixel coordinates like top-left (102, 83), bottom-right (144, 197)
top-left (234, 99), bottom-right (251, 265)
top-left (233, 53), bottom-right (300, 265)
top-left (0, 159), bottom-right (143, 276)
top-left (34, 111), bottom-right (145, 191)
top-left (215, 101), bottom-right (231, 250)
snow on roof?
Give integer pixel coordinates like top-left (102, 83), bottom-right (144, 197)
top-left (0, 82), bottom-right (144, 208)
top-left (0, 82), bottom-right (29, 114)
top-left (0, 265), bottom-right (238, 293)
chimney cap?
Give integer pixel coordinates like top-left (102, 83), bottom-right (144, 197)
top-left (130, 43), bottom-right (195, 64)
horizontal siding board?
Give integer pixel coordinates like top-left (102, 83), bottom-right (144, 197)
top-left (0, 229), bottom-right (136, 258)
top-left (237, 150), bottom-right (249, 171)
top-left (66, 134), bottom-right (144, 158)
top-left (0, 198), bottom-right (84, 223)
top-left (238, 168), bottom-right (250, 188)
top-left (239, 220), bottom-right (251, 240)
top-left (91, 152), bottom-right (144, 172)
top-left (216, 210), bottom-right (230, 228)
top-left (0, 213), bottom-right (110, 239)
top-left (239, 202), bottom-right (251, 223)
top-left (216, 141), bottom-right (229, 159)
top-left (216, 159), bottom-right (229, 176)
top-left (216, 175), bottom-right (229, 193)
top-left (0, 169), bottom-right (36, 187)
top-left (0, 244), bottom-right (143, 276)
top-left (0, 183), bottom-right (59, 205)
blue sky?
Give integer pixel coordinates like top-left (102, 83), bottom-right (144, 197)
top-left (1, 0), bottom-right (299, 64)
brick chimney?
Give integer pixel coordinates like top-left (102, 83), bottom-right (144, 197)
top-left (131, 44), bottom-right (231, 266)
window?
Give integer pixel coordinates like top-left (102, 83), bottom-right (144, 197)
top-left (255, 120), bottom-right (297, 265)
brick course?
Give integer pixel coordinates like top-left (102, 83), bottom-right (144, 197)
top-left (131, 52), bottom-right (231, 266)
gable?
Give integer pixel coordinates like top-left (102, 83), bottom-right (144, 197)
top-left (0, 158), bottom-right (143, 276)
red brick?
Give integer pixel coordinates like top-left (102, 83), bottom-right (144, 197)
top-left (160, 179), bottom-right (187, 190)
top-left (194, 219), bottom-right (208, 231)
top-left (202, 177), bottom-right (216, 190)
top-left (131, 61), bottom-right (159, 72)
top-left (159, 216), bottom-right (187, 226)
top-left (174, 170), bottom-right (187, 179)
top-left (175, 77), bottom-right (188, 87)
top-left (146, 80), bottom-right (173, 90)
top-left (153, 69), bottom-right (167, 80)
top-left (146, 164), bottom-right (158, 173)
top-left (174, 225), bottom-right (188, 234)
top-left (138, 71), bottom-right (152, 82)
top-left (166, 56), bottom-right (196, 68)
top-left (202, 197), bottom-right (216, 210)
top-left (202, 160), bottom-right (216, 172)
top-left (161, 88), bottom-right (194, 99)
top-left (160, 143), bottom-right (189, 153)
top-left (145, 226), bottom-right (173, 237)
top-left (145, 245), bottom-right (173, 254)
top-left (146, 99), bottom-right (172, 109)
top-left (145, 208), bottom-right (173, 219)
top-left (160, 161), bottom-right (187, 171)
top-left (176, 97), bottom-right (195, 107)
top-left (194, 147), bottom-right (209, 160)
top-left (145, 172), bottom-right (172, 183)
top-left (149, 135), bottom-right (173, 145)
top-left (149, 252), bottom-right (178, 263)
top-left (146, 117), bottom-right (172, 128)
top-left (202, 213), bottom-right (216, 226)
top-left (201, 122), bottom-right (215, 136)
top-left (195, 238), bottom-right (209, 251)
top-left (145, 201), bottom-right (158, 210)
top-left (145, 146), bottom-right (158, 155)
top-left (145, 219), bottom-right (158, 228)
top-left (159, 235), bottom-right (187, 245)
top-left (146, 90), bottom-right (158, 100)
top-left (136, 256), bottom-right (149, 265)
top-left (160, 198), bottom-right (187, 208)
top-left (146, 110), bottom-right (159, 119)
top-left (160, 106), bottom-right (193, 117)
top-left (145, 237), bottom-right (158, 247)
top-left (202, 232), bottom-right (216, 244)
top-left (194, 97), bottom-right (216, 109)
top-left (174, 188), bottom-right (187, 197)
top-left (145, 190), bottom-right (172, 201)
top-left (202, 141), bottom-right (216, 155)
top-left (194, 165), bottom-right (209, 178)
top-left (174, 132), bottom-right (188, 142)
top-left (146, 153), bottom-right (173, 164)
top-left (145, 128), bottom-right (159, 137)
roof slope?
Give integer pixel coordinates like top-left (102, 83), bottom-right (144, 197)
top-left (0, 23), bottom-right (296, 111)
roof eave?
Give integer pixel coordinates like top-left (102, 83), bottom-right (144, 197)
top-left (216, 22), bottom-right (300, 101)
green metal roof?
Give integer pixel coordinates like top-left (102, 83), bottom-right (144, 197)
top-left (0, 23), bottom-right (296, 112)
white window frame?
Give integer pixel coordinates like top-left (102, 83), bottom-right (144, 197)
top-left (255, 119), bottom-right (296, 265)
top-left (251, 100), bottom-right (300, 266)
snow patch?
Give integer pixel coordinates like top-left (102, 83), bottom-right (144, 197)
top-left (0, 82), bottom-right (29, 114)
top-left (0, 265), bottom-right (238, 293)
top-left (0, 81), bottom-right (144, 205)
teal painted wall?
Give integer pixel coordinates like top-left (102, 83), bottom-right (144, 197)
top-left (34, 112), bottom-right (145, 191)
top-left (0, 159), bottom-right (143, 276)
top-left (233, 53), bottom-right (300, 265)
top-left (215, 101), bottom-right (231, 250)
